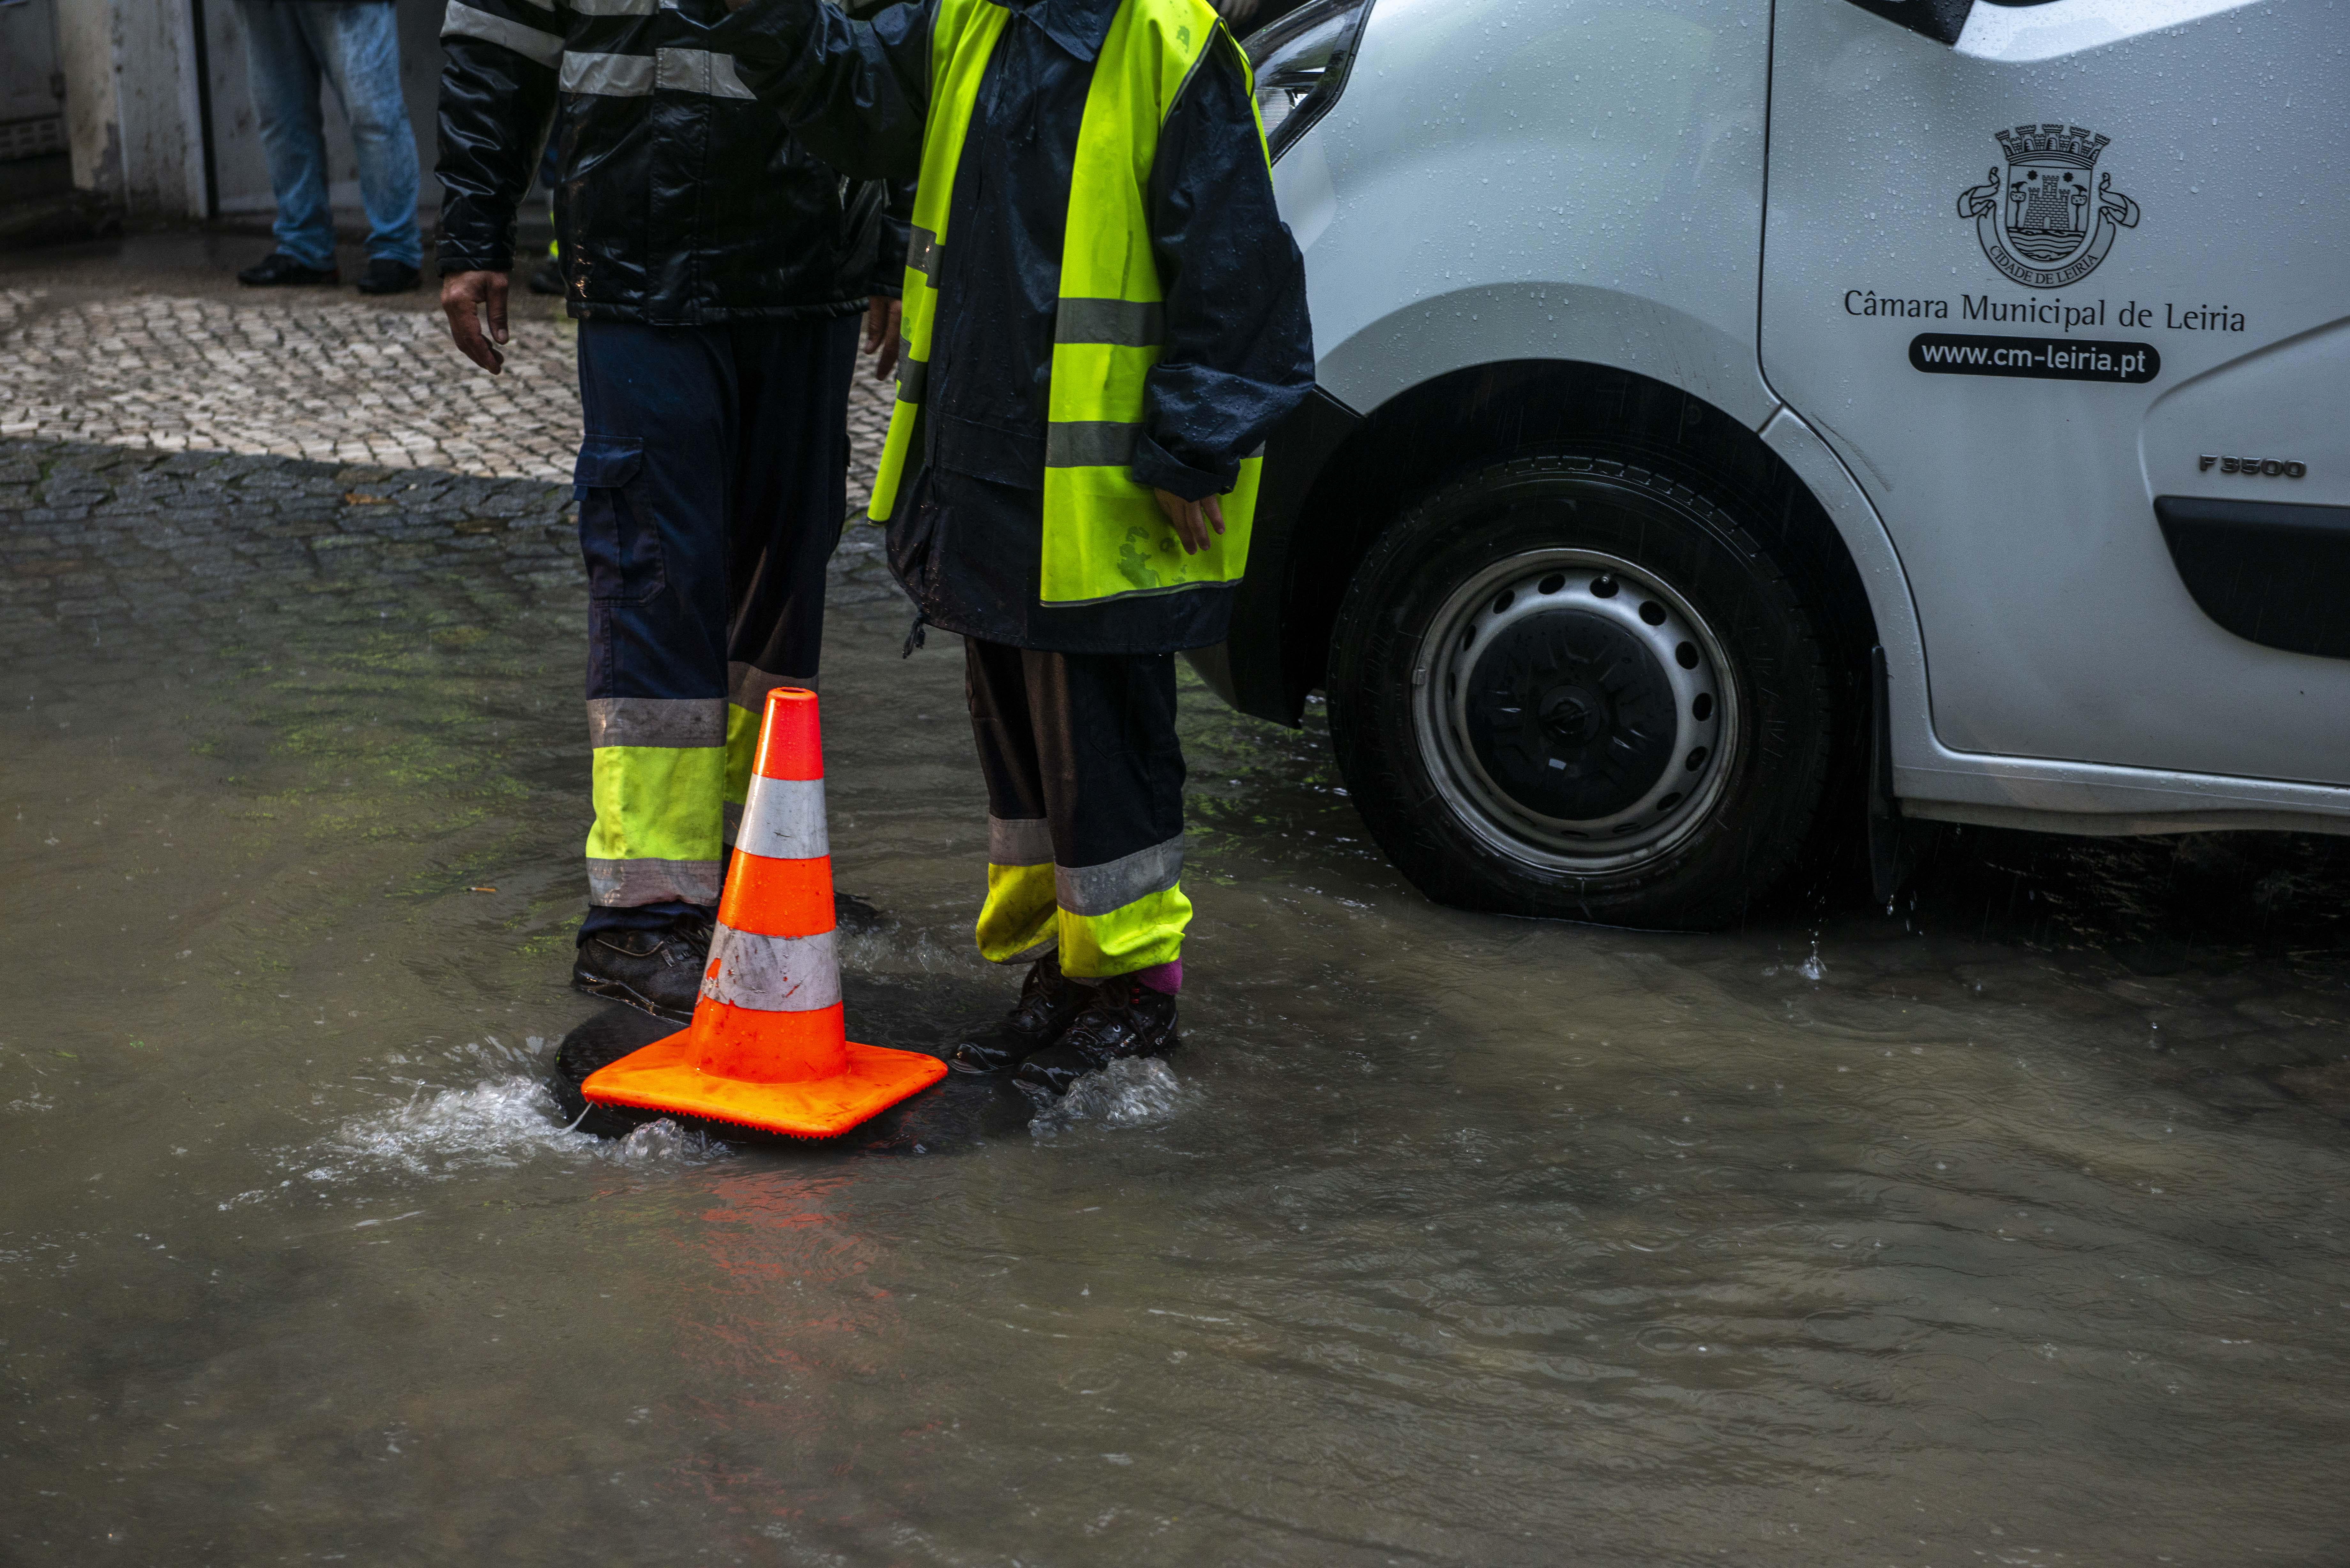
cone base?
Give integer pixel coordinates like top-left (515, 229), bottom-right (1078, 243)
top-left (579, 1027), bottom-right (948, 1139)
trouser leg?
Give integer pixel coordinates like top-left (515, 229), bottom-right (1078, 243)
top-left (719, 313), bottom-right (860, 841)
top-left (574, 321), bottom-right (736, 935)
top-left (312, 2), bottom-right (421, 268)
top-left (966, 640), bottom-right (1190, 979)
top-left (968, 637), bottom-right (1059, 962)
top-left (234, 0), bottom-right (334, 270)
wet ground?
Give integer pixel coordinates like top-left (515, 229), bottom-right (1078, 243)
top-left (5, 433), bottom-right (2350, 1565)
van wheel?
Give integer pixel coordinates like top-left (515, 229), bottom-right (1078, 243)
top-left (1326, 455), bottom-right (1832, 929)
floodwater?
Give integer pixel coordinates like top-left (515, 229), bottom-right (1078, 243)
top-left (6, 439), bottom-right (2350, 1565)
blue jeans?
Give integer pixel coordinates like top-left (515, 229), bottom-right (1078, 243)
top-left (235, 1), bottom-right (421, 269)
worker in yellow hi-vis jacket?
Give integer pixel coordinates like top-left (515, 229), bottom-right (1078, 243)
top-left (713, 0), bottom-right (1314, 1092)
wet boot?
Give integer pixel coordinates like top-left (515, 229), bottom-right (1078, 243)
top-left (571, 916), bottom-right (713, 1023)
top-left (1013, 975), bottom-right (1178, 1096)
top-left (946, 951), bottom-right (1093, 1076)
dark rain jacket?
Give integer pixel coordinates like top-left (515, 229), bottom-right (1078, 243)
top-left (713, 0), bottom-right (1315, 653)
top-left (436, 0), bottom-right (908, 323)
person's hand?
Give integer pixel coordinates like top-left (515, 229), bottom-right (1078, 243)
top-left (441, 269), bottom-right (510, 375)
top-left (864, 296), bottom-right (902, 382)
top-left (1153, 487), bottom-right (1225, 555)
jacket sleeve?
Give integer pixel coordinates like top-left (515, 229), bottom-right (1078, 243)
top-left (869, 179), bottom-right (917, 298)
top-left (435, 1), bottom-right (565, 275)
top-left (709, 0), bottom-right (932, 183)
top-left (833, 0), bottom-right (917, 298)
top-left (1129, 32), bottom-right (1315, 503)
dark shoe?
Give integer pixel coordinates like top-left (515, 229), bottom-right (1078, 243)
top-left (547, 1004), bottom-right (674, 1138)
top-left (572, 916), bottom-right (713, 1023)
top-left (1013, 975), bottom-right (1177, 1096)
top-left (947, 951), bottom-right (1093, 1076)
top-left (237, 252), bottom-right (338, 287)
top-left (355, 258), bottom-right (420, 296)
top-left (527, 255), bottom-right (565, 296)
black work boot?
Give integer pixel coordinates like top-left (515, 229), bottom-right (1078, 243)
top-left (356, 258), bottom-right (421, 296)
top-left (571, 916), bottom-right (713, 1023)
top-left (237, 252), bottom-right (338, 287)
top-left (946, 951), bottom-right (1093, 1076)
top-left (1013, 975), bottom-right (1178, 1096)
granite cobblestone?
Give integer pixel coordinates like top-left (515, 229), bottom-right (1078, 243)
top-left (0, 286), bottom-right (897, 502)
top-left (1, 437), bottom-right (902, 693)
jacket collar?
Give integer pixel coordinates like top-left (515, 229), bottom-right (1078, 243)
top-left (1000, 0), bottom-right (1121, 61)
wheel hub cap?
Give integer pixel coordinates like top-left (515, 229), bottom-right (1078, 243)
top-left (1467, 613), bottom-right (1677, 821)
top-left (1413, 550), bottom-right (1738, 872)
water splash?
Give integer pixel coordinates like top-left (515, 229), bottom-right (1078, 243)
top-left (1029, 1057), bottom-right (1196, 1141)
top-left (323, 1073), bottom-right (727, 1178)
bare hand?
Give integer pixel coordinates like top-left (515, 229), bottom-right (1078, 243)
top-left (441, 269), bottom-right (510, 375)
top-left (864, 296), bottom-right (903, 382)
top-left (1153, 487), bottom-right (1226, 555)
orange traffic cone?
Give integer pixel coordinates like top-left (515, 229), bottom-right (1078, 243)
top-left (580, 687), bottom-right (946, 1138)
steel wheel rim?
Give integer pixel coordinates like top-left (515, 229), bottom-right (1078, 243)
top-left (1411, 547), bottom-right (1741, 874)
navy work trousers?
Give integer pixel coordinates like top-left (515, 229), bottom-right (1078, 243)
top-left (574, 314), bottom-right (860, 939)
top-left (965, 639), bottom-right (1191, 979)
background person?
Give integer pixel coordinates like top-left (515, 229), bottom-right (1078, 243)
top-left (233, 0), bottom-right (423, 295)
top-left (436, 0), bottom-right (906, 1023)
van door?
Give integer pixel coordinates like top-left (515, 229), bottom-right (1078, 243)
top-left (1759, 0), bottom-right (2350, 786)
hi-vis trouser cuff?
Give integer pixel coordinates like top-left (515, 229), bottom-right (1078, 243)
top-left (976, 817), bottom-right (1190, 979)
top-left (585, 696), bottom-right (727, 906)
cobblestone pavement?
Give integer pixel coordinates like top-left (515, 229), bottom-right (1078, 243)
top-left (0, 288), bottom-right (897, 497)
top-left (0, 437), bottom-right (902, 697)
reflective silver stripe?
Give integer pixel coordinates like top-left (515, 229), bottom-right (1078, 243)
top-left (587, 857), bottom-right (724, 907)
top-left (702, 926), bottom-right (842, 1012)
top-left (561, 50), bottom-right (653, 94)
top-left (735, 775), bottom-right (829, 862)
top-left (1044, 420), bottom-right (1139, 469)
top-left (568, 0), bottom-right (655, 12)
top-left (1055, 833), bottom-right (1183, 917)
top-left (586, 697), bottom-right (726, 749)
top-left (988, 815), bottom-right (1053, 867)
top-left (442, 1), bottom-right (563, 67)
top-left (655, 47), bottom-right (757, 99)
top-left (908, 227), bottom-right (939, 277)
top-left (727, 660), bottom-right (814, 714)
top-left (1055, 298), bottom-right (1164, 347)
top-left (895, 356), bottom-right (927, 404)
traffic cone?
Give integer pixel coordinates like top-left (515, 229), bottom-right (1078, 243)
top-left (579, 687), bottom-right (946, 1138)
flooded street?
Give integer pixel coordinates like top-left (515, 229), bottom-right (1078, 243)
top-left (5, 435), bottom-right (2350, 1564)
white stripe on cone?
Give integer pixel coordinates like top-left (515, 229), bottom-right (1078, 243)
top-left (733, 774), bottom-right (830, 862)
top-left (700, 926), bottom-right (842, 1013)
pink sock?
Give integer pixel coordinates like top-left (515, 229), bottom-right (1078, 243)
top-left (1132, 960), bottom-right (1182, 994)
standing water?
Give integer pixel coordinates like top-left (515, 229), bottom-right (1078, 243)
top-left (4, 440), bottom-right (2349, 1563)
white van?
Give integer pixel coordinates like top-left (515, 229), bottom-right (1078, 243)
top-left (1202, 0), bottom-right (2350, 926)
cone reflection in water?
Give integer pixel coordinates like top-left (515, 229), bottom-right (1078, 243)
top-left (580, 687), bottom-right (946, 1137)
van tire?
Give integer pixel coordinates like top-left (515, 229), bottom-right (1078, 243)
top-left (1326, 454), bottom-right (1833, 929)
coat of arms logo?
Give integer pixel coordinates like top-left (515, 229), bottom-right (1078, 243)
top-left (1956, 124), bottom-right (2140, 288)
